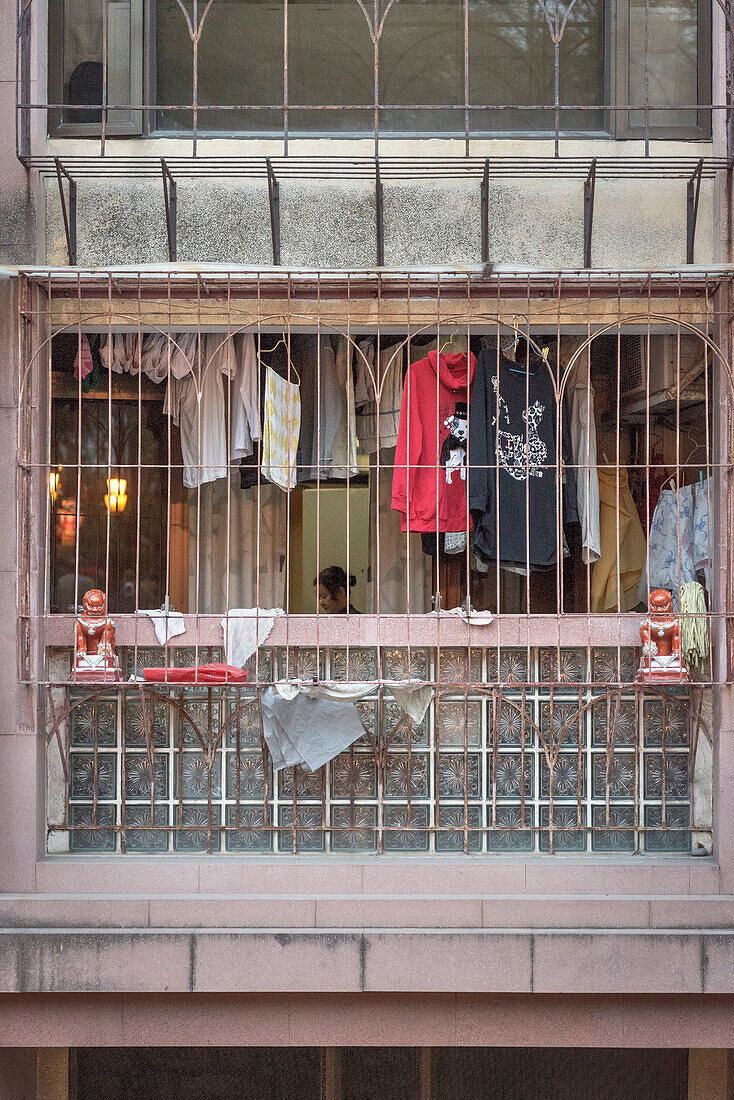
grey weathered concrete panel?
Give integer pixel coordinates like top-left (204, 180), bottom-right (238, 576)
top-left (43, 175), bottom-right (715, 269)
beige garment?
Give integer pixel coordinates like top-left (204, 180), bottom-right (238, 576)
top-left (591, 467), bottom-right (647, 612)
top-left (188, 481), bottom-right (287, 614)
top-left (328, 337), bottom-right (359, 478)
top-left (367, 446), bottom-right (432, 614)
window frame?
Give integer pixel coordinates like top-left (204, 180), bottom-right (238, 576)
top-left (45, 0), bottom-right (713, 142)
top-left (611, 0), bottom-right (712, 139)
top-left (47, 0), bottom-right (144, 138)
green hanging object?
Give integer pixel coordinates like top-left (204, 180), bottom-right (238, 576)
top-left (679, 580), bottom-right (709, 670)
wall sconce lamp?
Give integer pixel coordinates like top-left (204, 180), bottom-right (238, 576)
top-left (49, 468), bottom-right (61, 505)
top-left (104, 477), bottom-right (127, 514)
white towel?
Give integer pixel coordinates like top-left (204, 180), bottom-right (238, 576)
top-left (141, 610), bottom-right (186, 646)
top-left (221, 607), bottom-right (284, 667)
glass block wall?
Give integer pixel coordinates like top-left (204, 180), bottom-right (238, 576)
top-left (54, 646), bottom-right (697, 855)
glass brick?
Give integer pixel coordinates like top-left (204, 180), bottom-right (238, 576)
top-left (124, 752), bottom-right (168, 800)
top-left (176, 697), bottom-right (222, 748)
top-left (278, 763), bottom-right (324, 799)
top-left (331, 647), bottom-right (378, 681)
top-left (644, 805), bottom-right (691, 852)
top-left (277, 647), bottom-right (323, 680)
top-left (540, 701), bottom-right (585, 750)
top-left (540, 648), bottom-right (587, 683)
top-left (593, 648), bottom-right (637, 683)
top-left (541, 755), bottom-right (586, 799)
top-left (382, 647), bottom-right (430, 682)
top-left (70, 696), bottom-right (117, 747)
top-left (592, 805), bottom-right (635, 853)
top-left (70, 753), bottom-right (116, 798)
top-left (489, 697), bottom-right (533, 747)
top-left (173, 804), bottom-right (221, 852)
top-left (487, 648), bottom-right (529, 683)
top-left (243, 647), bottom-right (274, 684)
top-left (279, 805), bottom-right (325, 852)
top-left (592, 697), bottom-right (637, 748)
top-left (437, 753), bottom-right (481, 799)
top-left (124, 693), bottom-right (169, 748)
top-left (437, 648), bottom-right (482, 684)
top-left (175, 752), bottom-right (222, 799)
top-left (488, 754), bottom-right (533, 800)
top-left (124, 804), bottom-right (169, 852)
top-left (331, 805), bottom-right (377, 851)
top-left (123, 646), bottom-right (167, 679)
top-left (384, 753), bottom-right (429, 799)
top-left (225, 751), bottom-right (268, 800)
top-left (225, 694), bottom-right (262, 749)
top-left (435, 698), bottom-right (481, 748)
top-left (643, 698), bottom-right (690, 747)
top-left (486, 806), bottom-right (534, 852)
top-left (382, 698), bottom-right (429, 747)
top-left (69, 804), bottom-right (117, 852)
top-left (225, 805), bottom-right (273, 852)
top-left (644, 753), bottom-right (689, 798)
top-left (436, 805), bottom-right (482, 852)
top-left (539, 805), bottom-right (587, 852)
top-left (383, 804), bottom-right (429, 851)
top-left (592, 752), bottom-right (636, 799)
top-left (331, 753), bottom-right (378, 798)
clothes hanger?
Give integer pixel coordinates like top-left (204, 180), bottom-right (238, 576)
top-left (501, 316), bottom-right (548, 374)
top-left (437, 326), bottom-right (466, 355)
top-left (259, 333), bottom-right (301, 386)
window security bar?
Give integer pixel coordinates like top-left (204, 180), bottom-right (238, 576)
top-left (16, 268), bottom-right (730, 855)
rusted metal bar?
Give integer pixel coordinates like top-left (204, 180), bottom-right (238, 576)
top-left (375, 157), bottom-right (384, 266)
top-left (266, 157), bottom-right (281, 266)
top-left (480, 158), bottom-right (490, 264)
top-left (686, 158), bottom-right (704, 264)
top-left (161, 158), bottom-right (177, 263)
top-left (583, 158), bottom-right (597, 269)
top-left (54, 158), bottom-right (77, 266)
top-left (17, 0), bottom-right (32, 162)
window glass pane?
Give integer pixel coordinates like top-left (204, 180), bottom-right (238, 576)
top-left (156, 0), bottom-right (283, 132)
top-left (289, 0), bottom-right (373, 133)
top-left (469, 0), bottom-right (605, 134)
top-left (629, 0), bottom-right (700, 129)
top-left (58, 0), bottom-right (136, 127)
top-left (154, 0), bottom-right (605, 134)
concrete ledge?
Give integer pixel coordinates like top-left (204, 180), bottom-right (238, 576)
top-left (4, 894), bottom-right (734, 932)
top-left (1, 928), bottom-right (734, 994)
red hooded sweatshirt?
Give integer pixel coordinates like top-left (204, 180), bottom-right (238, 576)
top-left (392, 350), bottom-right (476, 533)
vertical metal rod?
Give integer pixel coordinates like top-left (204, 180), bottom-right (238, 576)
top-left (101, 0), bottom-right (109, 156)
top-left (375, 158), bottom-right (384, 266)
top-left (583, 158), bottom-right (597, 269)
top-left (161, 158), bottom-right (177, 263)
top-left (480, 158), bottom-right (489, 264)
top-left (266, 157), bottom-right (281, 265)
top-left (54, 158), bottom-right (77, 266)
top-left (686, 158), bottom-right (704, 264)
top-left (17, 0), bottom-right (31, 161)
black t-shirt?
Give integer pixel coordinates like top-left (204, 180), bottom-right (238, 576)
top-left (468, 351), bottom-right (577, 569)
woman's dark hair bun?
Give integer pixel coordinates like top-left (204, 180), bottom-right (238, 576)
top-left (314, 566), bottom-right (356, 597)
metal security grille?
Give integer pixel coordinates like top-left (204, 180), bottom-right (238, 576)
top-left (18, 267), bottom-right (730, 855)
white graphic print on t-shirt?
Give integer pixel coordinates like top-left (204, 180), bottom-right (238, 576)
top-left (491, 375), bottom-right (547, 482)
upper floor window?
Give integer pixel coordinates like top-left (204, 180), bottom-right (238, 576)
top-left (47, 0), bottom-right (711, 139)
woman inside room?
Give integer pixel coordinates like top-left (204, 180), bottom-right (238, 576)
top-left (314, 566), bottom-right (361, 614)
